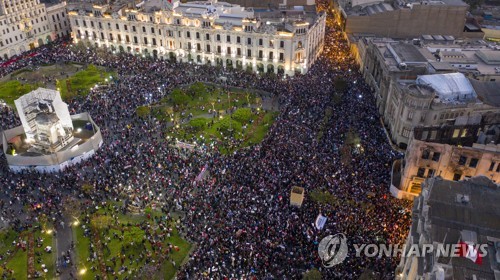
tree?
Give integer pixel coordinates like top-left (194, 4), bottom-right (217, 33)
top-left (171, 89), bottom-right (191, 106)
top-left (136, 106), bottom-right (151, 118)
top-left (303, 268), bottom-right (322, 280)
top-left (232, 108), bottom-right (252, 124)
top-left (188, 82), bottom-right (208, 97)
top-left (123, 227), bottom-right (144, 247)
top-left (189, 118), bottom-right (207, 131)
top-left (218, 118), bottom-right (242, 134)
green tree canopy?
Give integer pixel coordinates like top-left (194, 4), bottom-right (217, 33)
top-left (232, 108), bottom-right (253, 124)
top-left (123, 227), bottom-right (144, 246)
top-left (171, 88), bottom-right (191, 106)
top-left (189, 118), bottom-right (208, 131)
top-left (136, 106), bottom-right (151, 118)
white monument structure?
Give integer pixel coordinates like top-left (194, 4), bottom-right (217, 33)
top-left (2, 88), bottom-right (103, 173)
top-left (15, 88), bottom-right (75, 153)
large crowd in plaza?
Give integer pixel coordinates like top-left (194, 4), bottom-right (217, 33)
top-left (0, 2), bottom-right (412, 279)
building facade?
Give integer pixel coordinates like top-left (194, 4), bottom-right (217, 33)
top-left (391, 125), bottom-right (500, 199)
top-left (396, 176), bottom-right (500, 279)
top-left (0, 0), bottom-right (70, 59)
top-left (334, 0), bottom-right (468, 39)
top-left (359, 37), bottom-right (500, 148)
top-left (46, 1), bottom-right (71, 40)
top-left (68, 0), bottom-right (326, 76)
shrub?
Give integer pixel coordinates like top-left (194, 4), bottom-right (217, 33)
top-left (218, 118), bottom-right (242, 133)
top-left (232, 108), bottom-right (252, 123)
top-left (189, 118), bottom-right (207, 131)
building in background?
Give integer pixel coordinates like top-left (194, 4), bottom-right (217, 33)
top-left (0, 0), bottom-right (69, 59)
top-left (357, 36), bottom-right (500, 148)
top-left (391, 124), bottom-right (500, 199)
top-left (332, 0), bottom-right (469, 39)
top-left (396, 176), bottom-right (500, 279)
top-left (46, 1), bottom-right (71, 39)
top-left (68, 0), bottom-right (326, 76)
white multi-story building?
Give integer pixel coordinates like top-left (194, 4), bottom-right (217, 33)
top-left (0, 0), bottom-right (70, 59)
top-left (46, 1), bottom-right (71, 40)
top-left (68, 0), bottom-right (326, 75)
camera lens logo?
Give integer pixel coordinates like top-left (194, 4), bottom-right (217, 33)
top-left (318, 233), bottom-right (348, 267)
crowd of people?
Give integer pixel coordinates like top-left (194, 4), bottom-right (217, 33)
top-left (0, 1), bottom-right (412, 279)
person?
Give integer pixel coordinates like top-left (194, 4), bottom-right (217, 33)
top-left (0, 1), bottom-right (412, 278)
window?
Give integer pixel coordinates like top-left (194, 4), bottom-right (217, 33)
top-left (432, 152), bottom-right (440, 162)
top-left (237, 48), bottom-right (241, 56)
top-left (427, 169), bottom-right (435, 178)
top-left (205, 33), bottom-right (210, 40)
top-left (247, 38), bottom-right (251, 45)
top-left (280, 40), bottom-right (284, 48)
top-left (421, 150), bottom-right (430, 160)
top-left (458, 156), bottom-right (467, 166)
top-left (124, 25), bottom-right (128, 31)
top-left (227, 47), bottom-right (231, 55)
top-left (402, 127), bottom-right (411, 138)
top-left (206, 45), bottom-right (211, 52)
top-left (453, 173), bottom-right (461, 181)
top-left (469, 158), bottom-right (478, 168)
top-left (407, 111), bottom-right (414, 121)
top-left (196, 32), bottom-right (200, 39)
top-left (143, 37), bottom-right (147, 44)
top-left (132, 26), bottom-right (136, 32)
top-left (259, 38), bottom-right (263, 46)
top-left (489, 162), bottom-right (495, 171)
top-left (134, 36), bottom-right (138, 44)
top-left (142, 26), bottom-right (146, 33)
top-left (452, 129), bottom-right (460, 138)
top-left (126, 35), bottom-right (130, 43)
top-left (186, 31), bottom-right (190, 38)
top-left (152, 38), bottom-right (156, 46)
top-left (417, 168), bottom-right (426, 178)
top-left (247, 49), bottom-right (251, 58)
top-left (217, 46), bottom-right (221, 53)
top-left (197, 43), bottom-right (201, 51)
top-left (461, 129), bottom-right (468, 137)
top-left (237, 36), bottom-right (240, 44)
top-left (216, 34), bottom-right (220, 41)
top-left (279, 52), bottom-right (284, 61)
top-left (116, 23), bottom-right (119, 30)
top-left (227, 35), bottom-right (230, 43)
top-left (258, 50), bottom-right (263, 58)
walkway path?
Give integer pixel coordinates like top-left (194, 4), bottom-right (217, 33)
top-left (55, 215), bottom-right (76, 280)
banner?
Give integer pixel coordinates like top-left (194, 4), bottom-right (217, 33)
top-left (195, 164), bottom-right (209, 182)
top-left (315, 214), bottom-right (327, 230)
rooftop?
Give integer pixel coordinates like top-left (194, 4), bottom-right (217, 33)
top-left (341, 0), bottom-right (467, 16)
top-left (414, 176), bottom-right (500, 279)
top-left (416, 73), bottom-right (477, 103)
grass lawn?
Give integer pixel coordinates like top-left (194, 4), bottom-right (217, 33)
top-left (33, 229), bottom-right (56, 279)
top-left (144, 82), bottom-right (277, 153)
top-left (0, 80), bottom-right (41, 106)
top-left (56, 64), bottom-right (116, 100)
top-left (0, 229), bottom-right (27, 280)
top-left (75, 203), bottom-right (191, 279)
